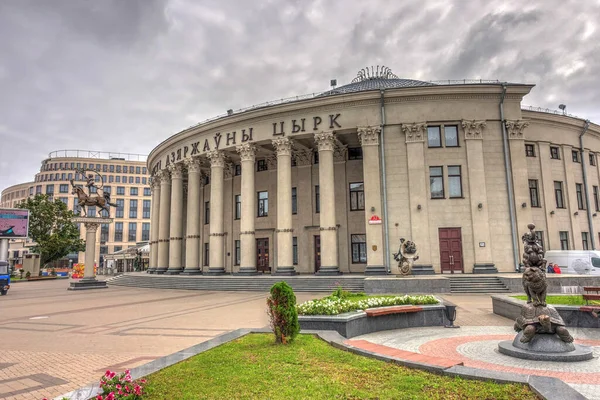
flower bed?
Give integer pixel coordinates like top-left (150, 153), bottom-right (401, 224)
top-left (297, 294), bottom-right (438, 316)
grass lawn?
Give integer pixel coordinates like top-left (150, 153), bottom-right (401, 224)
top-left (143, 334), bottom-right (536, 400)
top-left (513, 294), bottom-right (600, 306)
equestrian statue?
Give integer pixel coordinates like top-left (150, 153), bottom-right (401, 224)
top-left (70, 168), bottom-right (117, 217)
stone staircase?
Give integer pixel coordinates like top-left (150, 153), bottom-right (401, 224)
top-left (449, 275), bottom-right (510, 294)
top-left (106, 273), bottom-right (365, 293)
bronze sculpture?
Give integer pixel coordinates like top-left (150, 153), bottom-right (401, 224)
top-left (70, 169), bottom-right (117, 217)
top-left (393, 238), bottom-right (419, 275)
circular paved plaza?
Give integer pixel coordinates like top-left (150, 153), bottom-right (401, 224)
top-left (355, 325), bottom-right (600, 400)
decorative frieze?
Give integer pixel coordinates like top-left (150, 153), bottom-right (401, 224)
top-left (505, 120), bottom-right (529, 140)
top-left (358, 126), bottom-right (381, 146)
top-left (169, 237), bottom-right (183, 241)
top-left (206, 150), bottom-right (226, 168)
top-left (276, 228), bottom-right (294, 233)
top-left (461, 120), bottom-right (487, 140)
top-left (158, 238), bottom-right (170, 243)
top-left (402, 123), bottom-right (427, 143)
top-left (209, 232), bottom-right (227, 237)
top-left (314, 131), bottom-right (336, 152)
top-left (240, 231), bottom-right (256, 235)
top-left (236, 143), bottom-right (257, 162)
top-left (319, 226), bottom-right (338, 231)
top-left (272, 137), bottom-right (294, 156)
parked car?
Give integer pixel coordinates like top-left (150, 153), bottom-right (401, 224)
top-left (544, 250), bottom-right (600, 275)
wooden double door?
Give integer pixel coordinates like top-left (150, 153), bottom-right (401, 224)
top-left (256, 238), bottom-right (270, 273)
top-left (439, 228), bottom-right (464, 274)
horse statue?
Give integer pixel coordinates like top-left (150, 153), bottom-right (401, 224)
top-left (70, 179), bottom-right (117, 217)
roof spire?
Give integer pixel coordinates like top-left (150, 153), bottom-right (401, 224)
top-left (351, 65), bottom-right (398, 83)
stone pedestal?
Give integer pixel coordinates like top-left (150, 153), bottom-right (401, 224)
top-left (498, 332), bottom-right (593, 362)
top-left (68, 217), bottom-right (112, 291)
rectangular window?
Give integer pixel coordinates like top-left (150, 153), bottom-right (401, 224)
top-left (351, 234), bottom-right (367, 263)
top-left (104, 186), bottom-right (111, 194)
top-left (525, 144), bottom-right (536, 157)
top-left (559, 231), bottom-right (569, 250)
top-left (590, 153), bottom-right (597, 166)
top-left (594, 186), bottom-right (600, 212)
top-left (100, 224), bottom-right (109, 243)
top-left (96, 164), bottom-right (101, 171)
top-left (576, 183), bottom-right (585, 210)
top-left (348, 147), bottom-right (363, 160)
top-left (293, 237), bottom-right (298, 265)
top-left (582, 232), bottom-right (589, 250)
top-left (234, 164), bottom-right (241, 176)
top-left (258, 191), bottom-right (269, 217)
top-left (58, 197), bottom-right (68, 206)
top-left (128, 222), bottom-right (137, 242)
top-left (87, 207), bottom-right (96, 217)
top-left (59, 184), bottom-right (69, 193)
top-left (115, 176), bottom-right (120, 183)
top-left (73, 198), bottom-right (80, 214)
top-left (136, 177), bottom-right (140, 184)
top-left (113, 245), bottom-right (122, 253)
top-left (143, 200), bottom-right (151, 218)
top-left (100, 246), bottom-right (108, 255)
top-left (61, 173), bottom-right (66, 180)
top-left (292, 187), bottom-right (297, 215)
top-left (136, 166), bottom-right (141, 174)
top-left (36, 185), bottom-right (42, 194)
top-left (142, 177), bottom-right (147, 185)
top-left (349, 182), bottom-right (365, 211)
top-left (114, 222), bottom-right (123, 242)
top-left (429, 166), bottom-right (444, 199)
top-left (234, 240), bottom-right (241, 265)
top-left (204, 243), bottom-right (209, 266)
top-left (103, 165), bottom-right (107, 172)
top-left (142, 223), bottom-right (150, 241)
top-left (444, 125), bottom-right (459, 147)
top-left (427, 126), bottom-right (441, 147)
top-left (116, 165), bottom-right (122, 173)
top-left (144, 187), bottom-right (151, 196)
top-left (315, 185), bottom-right (320, 213)
top-left (46, 185), bottom-right (54, 195)
top-left (109, 165), bottom-right (115, 173)
top-left (130, 187), bottom-right (138, 196)
top-left (129, 200), bottom-right (138, 218)
top-left (143, 167), bottom-right (147, 174)
top-left (313, 151), bottom-right (319, 164)
top-left (550, 146), bottom-right (560, 159)
top-left (235, 195), bottom-right (241, 220)
top-left (448, 166), bottom-right (462, 198)
top-left (116, 199), bottom-right (124, 218)
top-left (257, 159), bottom-right (268, 172)
top-left (129, 176), bottom-right (134, 184)
top-left (554, 181), bottom-right (565, 208)
top-left (572, 150), bottom-right (581, 163)
top-left (535, 231), bottom-right (544, 250)
top-left (529, 179), bottom-right (540, 208)
top-left (205, 201), bottom-right (210, 224)
top-left (117, 186), bottom-right (125, 195)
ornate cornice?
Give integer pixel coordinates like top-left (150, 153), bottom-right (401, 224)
top-left (319, 226), bottom-right (338, 231)
top-left (240, 230), bottom-right (255, 235)
top-left (168, 162), bottom-right (184, 179)
top-left (461, 120), bottom-right (487, 140)
top-left (236, 143), bottom-right (257, 162)
top-left (206, 150), bottom-right (226, 168)
top-left (293, 149), bottom-right (313, 166)
top-left (272, 137), bottom-right (294, 156)
top-left (184, 157), bottom-right (202, 173)
top-left (505, 120), bottom-right (529, 140)
top-left (209, 232), bottom-right (227, 237)
top-left (276, 228), bottom-right (294, 233)
top-left (314, 131), bottom-right (336, 152)
top-left (401, 123), bottom-right (427, 143)
top-left (357, 126), bottom-right (381, 146)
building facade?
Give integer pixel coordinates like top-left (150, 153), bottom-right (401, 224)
top-left (146, 70), bottom-right (600, 276)
top-left (1, 150), bottom-right (150, 267)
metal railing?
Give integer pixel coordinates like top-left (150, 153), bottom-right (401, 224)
top-left (47, 150), bottom-right (147, 162)
top-left (521, 105), bottom-right (582, 120)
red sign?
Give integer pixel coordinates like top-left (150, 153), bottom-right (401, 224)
top-left (368, 215), bottom-right (382, 225)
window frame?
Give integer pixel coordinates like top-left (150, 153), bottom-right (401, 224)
top-left (129, 199), bottom-right (138, 218)
top-left (234, 240), bottom-right (241, 266)
top-left (559, 231), bottom-right (569, 250)
top-left (576, 183), bottom-right (586, 210)
top-left (257, 191), bottom-right (269, 217)
top-left (590, 153), bottom-right (597, 166)
top-left (315, 185), bottom-right (320, 213)
top-left (429, 166), bottom-right (445, 199)
top-left (535, 231), bottom-right (545, 250)
top-left (594, 185), bottom-right (600, 212)
top-left (444, 125), bottom-right (459, 147)
top-left (554, 181), bottom-right (565, 208)
top-left (447, 165), bottom-right (463, 198)
top-left (572, 150), bottom-right (581, 163)
top-left (529, 179), bottom-right (540, 208)
top-left (257, 159), bottom-right (268, 172)
top-left (348, 147), bottom-right (363, 160)
top-left (292, 237), bottom-right (298, 265)
top-left (349, 182), bottom-right (365, 211)
top-left (550, 146), bottom-right (560, 160)
top-left (292, 187), bottom-right (297, 215)
top-left (203, 243), bottom-right (209, 266)
top-left (427, 126), bottom-right (442, 148)
top-left (582, 232), bottom-right (589, 250)
top-left (525, 144), bottom-right (536, 157)
top-left (234, 194), bottom-right (241, 220)
top-left (204, 201), bottom-right (210, 224)
top-left (128, 222), bottom-right (137, 242)
top-left (351, 234), bottom-right (367, 264)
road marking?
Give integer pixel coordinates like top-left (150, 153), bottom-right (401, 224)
top-left (29, 316), bottom-right (49, 320)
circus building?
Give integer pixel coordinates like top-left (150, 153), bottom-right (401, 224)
top-left (146, 66), bottom-right (600, 276)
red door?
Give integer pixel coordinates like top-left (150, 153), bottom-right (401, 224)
top-left (314, 235), bottom-right (321, 273)
top-left (256, 238), bottom-right (270, 273)
top-left (439, 228), bottom-right (464, 273)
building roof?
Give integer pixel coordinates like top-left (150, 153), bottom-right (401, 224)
top-left (321, 77), bottom-right (435, 96)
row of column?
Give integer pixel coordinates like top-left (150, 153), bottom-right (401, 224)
top-left (147, 127), bottom-right (385, 275)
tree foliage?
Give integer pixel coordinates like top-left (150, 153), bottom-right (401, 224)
top-left (16, 194), bottom-right (85, 265)
top-left (267, 281), bottom-right (300, 344)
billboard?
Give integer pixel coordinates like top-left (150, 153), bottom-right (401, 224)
top-left (0, 208), bottom-right (29, 239)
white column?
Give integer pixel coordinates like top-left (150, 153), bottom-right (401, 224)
top-left (315, 131), bottom-right (341, 275)
top-left (206, 151), bottom-right (226, 275)
top-left (273, 137), bottom-right (295, 275)
top-left (0, 239), bottom-right (8, 262)
top-left (166, 163), bottom-right (184, 274)
top-left (83, 222), bottom-right (99, 279)
top-left (236, 143), bottom-right (258, 275)
top-left (156, 169), bottom-right (171, 274)
top-left (358, 126), bottom-right (386, 275)
top-left (147, 176), bottom-right (160, 273)
top-left (182, 157), bottom-right (202, 274)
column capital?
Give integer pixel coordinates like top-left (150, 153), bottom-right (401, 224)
top-left (206, 150), bottom-right (226, 168)
top-left (267, 155), bottom-right (277, 170)
top-left (149, 176), bottom-right (161, 189)
top-left (357, 126), bottom-right (381, 146)
top-left (167, 162), bottom-right (184, 179)
top-left (158, 168), bottom-right (171, 184)
top-left (505, 120), bottom-right (529, 140)
top-left (293, 149), bottom-right (313, 166)
top-left (236, 143), bottom-right (257, 162)
top-left (224, 162), bottom-right (234, 179)
top-left (461, 120), bottom-right (487, 140)
top-left (333, 143), bottom-right (348, 163)
top-left (272, 137), bottom-right (294, 156)
top-left (84, 222), bottom-right (100, 231)
top-left (401, 123), bottom-right (427, 143)
top-left (314, 131), bottom-right (336, 152)
top-left (184, 157), bottom-right (202, 173)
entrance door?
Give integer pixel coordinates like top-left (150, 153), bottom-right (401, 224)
top-left (256, 238), bottom-right (270, 273)
top-left (314, 235), bottom-right (321, 273)
top-left (439, 228), bottom-right (464, 273)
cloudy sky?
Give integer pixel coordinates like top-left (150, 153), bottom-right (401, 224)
top-left (1, 0), bottom-right (599, 191)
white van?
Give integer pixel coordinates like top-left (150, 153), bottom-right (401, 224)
top-left (545, 250), bottom-right (600, 275)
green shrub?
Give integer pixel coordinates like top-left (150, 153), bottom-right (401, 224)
top-left (329, 286), bottom-right (364, 300)
top-left (267, 281), bottom-right (300, 344)
top-left (25, 271), bottom-right (31, 278)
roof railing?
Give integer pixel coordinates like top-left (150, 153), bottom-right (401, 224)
top-left (521, 105), bottom-right (582, 120)
top-left (47, 150), bottom-right (148, 162)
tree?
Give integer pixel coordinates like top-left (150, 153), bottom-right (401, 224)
top-left (16, 194), bottom-right (85, 266)
top-left (267, 281), bottom-right (300, 344)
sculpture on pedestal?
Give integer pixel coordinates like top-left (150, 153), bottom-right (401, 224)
top-left (393, 238), bottom-right (419, 276)
top-left (70, 169), bottom-right (117, 217)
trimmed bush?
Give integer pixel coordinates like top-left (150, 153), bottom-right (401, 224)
top-left (267, 281), bottom-right (300, 344)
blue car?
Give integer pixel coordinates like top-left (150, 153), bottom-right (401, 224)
top-left (0, 261), bottom-right (9, 295)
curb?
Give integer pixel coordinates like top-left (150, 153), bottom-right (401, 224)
top-left (55, 328), bottom-right (585, 400)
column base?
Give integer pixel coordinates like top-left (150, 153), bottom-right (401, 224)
top-left (180, 269), bottom-right (202, 275)
top-left (364, 265), bottom-right (388, 275)
top-left (316, 266), bottom-right (342, 276)
top-left (236, 267), bottom-right (258, 276)
top-left (203, 268), bottom-right (227, 276)
top-left (275, 266), bottom-right (297, 276)
top-left (164, 268), bottom-right (183, 275)
top-left (68, 278), bottom-right (108, 291)
top-left (146, 268), bottom-right (156, 274)
top-left (155, 268), bottom-right (168, 275)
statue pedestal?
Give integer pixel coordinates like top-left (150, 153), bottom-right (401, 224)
top-left (68, 217), bottom-right (112, 291)
top-left (498, 332), bottom-right (593, 362)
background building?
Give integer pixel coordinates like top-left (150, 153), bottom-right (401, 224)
top-left (1, 150), bottom-right (150, 268)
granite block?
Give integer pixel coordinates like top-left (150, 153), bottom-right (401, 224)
top-left (528, 375), bottom-right (587, 400)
